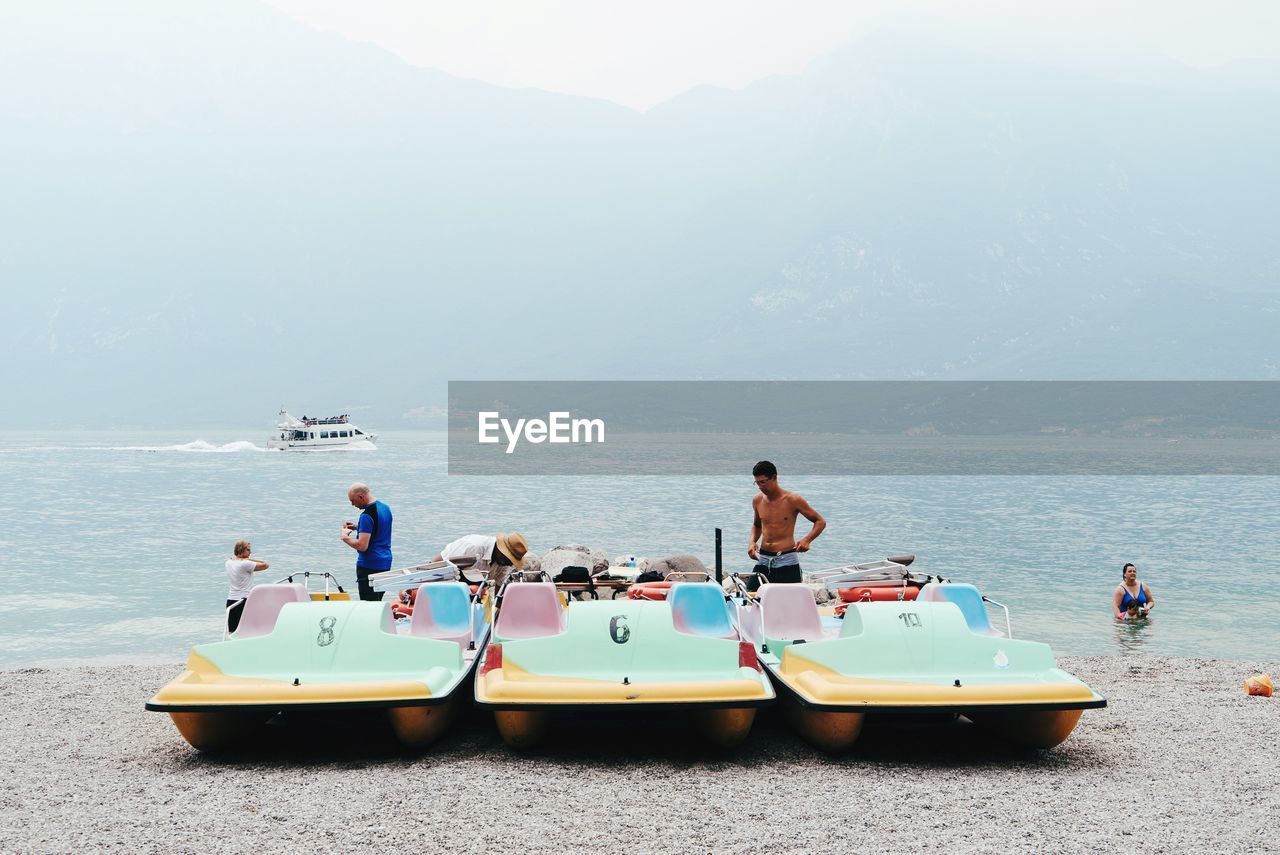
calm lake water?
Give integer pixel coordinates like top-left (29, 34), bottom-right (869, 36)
top-left (2, 430), bottom-right (1276, 667)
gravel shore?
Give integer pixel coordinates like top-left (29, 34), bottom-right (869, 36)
top-left (1, 655), bottom-right (1275, 853)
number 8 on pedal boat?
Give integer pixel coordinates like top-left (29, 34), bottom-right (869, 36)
top-left (146, 566), bottom-right (489, 752)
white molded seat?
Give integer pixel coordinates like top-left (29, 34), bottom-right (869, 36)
top-left (234, 583), bottom-right (309, 639)
top-left (495, 582), bottom-right (566, 640)
top-left (759, 583), bottom-right (823, 643)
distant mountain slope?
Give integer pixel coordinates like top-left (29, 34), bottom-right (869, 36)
top-left (2, 2), bottom-right (1276, 427)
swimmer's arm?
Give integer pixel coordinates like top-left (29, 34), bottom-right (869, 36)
top-left (1112, 587), bottom-right (1127, 620)
top-left (1143, 587), bottom-right (1155, 613)
top-left (793, 496), bottom-right (826, 552)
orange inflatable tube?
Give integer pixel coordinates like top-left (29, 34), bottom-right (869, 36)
top-left (626, 582), bottom-right (672, 601)
top-left (837, 586), bottom-right (920, 603)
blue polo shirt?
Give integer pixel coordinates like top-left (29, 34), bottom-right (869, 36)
top-left (356, 500), bottom-right (393, 571)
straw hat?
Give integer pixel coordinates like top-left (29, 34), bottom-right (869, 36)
top-left (495, 532), bottom-right (529, 568)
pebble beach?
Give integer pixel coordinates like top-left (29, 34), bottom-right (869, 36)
top-left (1, 655), bottom-right (1275, 853)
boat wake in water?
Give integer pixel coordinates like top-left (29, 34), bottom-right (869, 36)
top-left (104, 440), bottom-right (270, 453)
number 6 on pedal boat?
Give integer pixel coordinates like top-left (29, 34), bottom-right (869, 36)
top-left (474, 576), bottom-right (775, 749)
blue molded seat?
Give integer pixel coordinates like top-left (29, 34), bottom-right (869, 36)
top-left (409, 582), bottom-right (473, 641)
top-left (669, 583), bottom-right (736, 638)
top-left (918, 583), bottom-right (1000, 636)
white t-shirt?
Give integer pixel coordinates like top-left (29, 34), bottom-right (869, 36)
top-left (226, 558), bottom-right (258, 600)
top-left (440, 534), bottom-right (499, 578)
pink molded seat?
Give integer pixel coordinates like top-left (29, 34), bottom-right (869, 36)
top-left (495, 582), bottom-right (566, 640)
top-left (759, 583), bottom-right (823, 643)
top-left (408, 582), bottom-right (473, 647)
top-left (234, 583), bottom-right (309, 639)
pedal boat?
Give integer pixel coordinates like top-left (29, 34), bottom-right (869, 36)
top-left (475, 579), bottom-right (774, 749)
top-left (147, 572), bottom-right (489, 751)
top-left (739, 579), bottom-right (1105, 752)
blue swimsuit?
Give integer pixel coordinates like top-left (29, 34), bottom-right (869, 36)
top-left (1119, 583), bottom-right (1149, 610)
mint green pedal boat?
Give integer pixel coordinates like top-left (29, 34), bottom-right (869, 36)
top-left (147, 573), bottom-right (489, 751)
top-left (475, 579), bottom-right (774, 749)
top-left (739, 577), bottom-right (1106, 752)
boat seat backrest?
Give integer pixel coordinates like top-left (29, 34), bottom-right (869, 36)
top-left (918, 583), bottom-right (997, 635)
top-left (759, 583), bottom-right (823, 643)
top-left (408, 582), bottom-right (473, 645)
top-left (669, 583), bottom-right (736, 638)
top-left (496, 582), bottom-right (566, 640)
top-left (235, 583), bottom-right (310, 639)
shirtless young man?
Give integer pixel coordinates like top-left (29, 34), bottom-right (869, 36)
top-left (747, 460), bottom-right (826, 585)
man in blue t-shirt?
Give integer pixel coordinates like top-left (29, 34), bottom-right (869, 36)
top-left (341, 482), bottom-right (393, 601)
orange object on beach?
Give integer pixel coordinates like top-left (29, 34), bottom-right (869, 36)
top-left (1244, 673), bottom-right (1273, 697)
top-left (627, 581), bottom-right (672, 601)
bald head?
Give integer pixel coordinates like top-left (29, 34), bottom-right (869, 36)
top-left (348, 482), bottom-right (373, 507)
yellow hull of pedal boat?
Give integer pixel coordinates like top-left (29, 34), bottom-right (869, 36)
top-left (147, 580), bottom-right (489, 752)
top-left (476, 583), bottom-right (774, 749)
top-left (747, 582), bottom-right (1105, 752)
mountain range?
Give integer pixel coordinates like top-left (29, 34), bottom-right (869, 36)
top-left (3, 0), bottom-right (1277, 428)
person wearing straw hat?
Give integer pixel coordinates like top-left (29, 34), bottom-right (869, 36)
top-left (432, 532), bottom-right (529, 588)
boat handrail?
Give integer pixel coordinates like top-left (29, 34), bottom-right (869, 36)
top-left (982, 596), bottom-right (1013, 638)
top-left (727, 572), bottom-right (759, 603)
top-left (273, 570), bottom-right (348, 595)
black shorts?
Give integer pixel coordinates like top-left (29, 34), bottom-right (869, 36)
top-left (748, 562), bottom-right (802, 590)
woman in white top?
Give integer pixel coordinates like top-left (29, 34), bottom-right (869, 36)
top-left (226, 539), bottom-right (269, 633)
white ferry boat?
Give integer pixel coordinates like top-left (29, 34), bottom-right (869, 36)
top-left (267, 410), bottom-right (377, 450)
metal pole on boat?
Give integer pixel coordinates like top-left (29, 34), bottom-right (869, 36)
top-left (714, 527), bottom-right (722, 583)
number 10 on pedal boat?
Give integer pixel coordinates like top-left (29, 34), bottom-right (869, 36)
top-left (736, 571), bottom-right (1106, 752)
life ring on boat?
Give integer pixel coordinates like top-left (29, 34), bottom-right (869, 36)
top-left (626, 582), bottom-right (672, 601)
top-left (837, 585), bottom-right (920, 603)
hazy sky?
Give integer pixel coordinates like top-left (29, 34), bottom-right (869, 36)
top-left (261, 0), bottom-right (1279, 110)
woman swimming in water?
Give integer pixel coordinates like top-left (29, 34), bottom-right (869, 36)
top-left (1113, 562), bottom-right (1155, 621)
